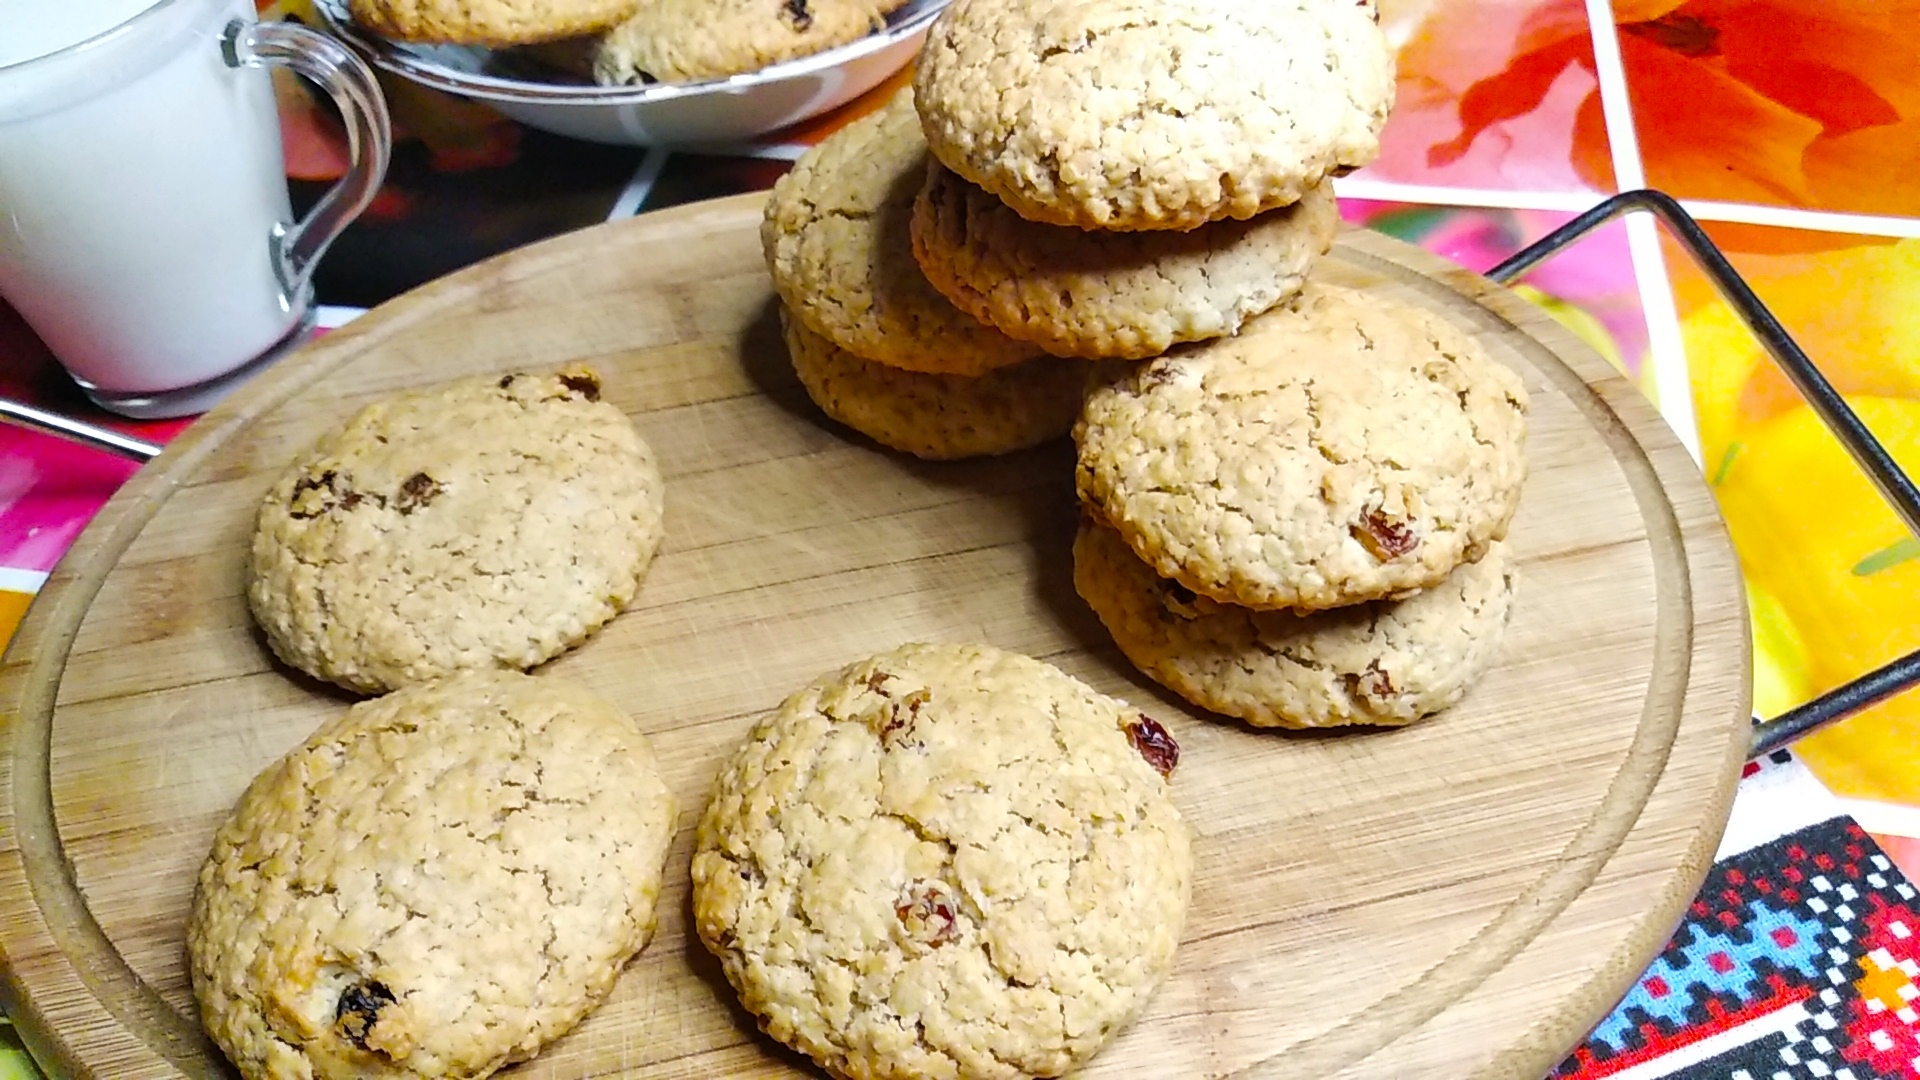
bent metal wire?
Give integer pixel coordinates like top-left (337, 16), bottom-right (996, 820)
top-left (1487, 189), bottom-right (1920, 761)
top-left (1, 189), bottom-right (1912, 760)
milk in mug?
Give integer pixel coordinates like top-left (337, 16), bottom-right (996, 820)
top-left (0, 0), bottom-right (386, 415)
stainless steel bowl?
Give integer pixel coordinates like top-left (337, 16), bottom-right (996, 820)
top-left (310, 0), bottom-right (948, 146)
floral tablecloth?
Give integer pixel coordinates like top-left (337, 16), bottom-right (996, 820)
top-left (3, 0), bottom-right (1919, 1076)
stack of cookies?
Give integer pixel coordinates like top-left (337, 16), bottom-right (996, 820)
top-left (893, 0), bottom-right (1532, 729)
top-left (1073, 285), bottom-right (1531, 729)
top-left (763, 90), bottom-right (1093, 461)
top-left (906, 0), bottom-right (1387, 361)
top-left (764, 0), bottom-right (1396, 462)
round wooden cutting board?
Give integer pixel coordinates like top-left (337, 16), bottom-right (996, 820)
top-left (0, 193), bottom-right (1751, 1080)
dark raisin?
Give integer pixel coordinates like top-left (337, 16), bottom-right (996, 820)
top-left (288, 470), bottom-right (338, 519)
top-left (558, 372), bottom-right (600, 401)
top-left (1125, 715), bottom-right (1179, 778)
top-left (290, 469), bottom-right (336, 500)
top-left (895, 880), bottom-right (957, 946)
top-left (394, 472), bottom-right (442, 514)
top-left (335, 979), bottom-right (396, 1049)
top-left (1352, 510), bottom-right (1418, 560)
top-left (1345, 661), bottom-right (1396, 702)
top-left (784, 0), bottom-right (813, 29)
top-left (880, 688), bottom-right (930, 747)
top-left (338, 491), bottom-right (366, 511)
top-left (498, 374), bottom-right (517, 389)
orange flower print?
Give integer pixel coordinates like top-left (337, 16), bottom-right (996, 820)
top-left (1426, 0), bottom-right (1920, 231)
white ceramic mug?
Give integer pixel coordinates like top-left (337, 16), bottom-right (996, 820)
top-left (0, 0), bottom-right (392, 418)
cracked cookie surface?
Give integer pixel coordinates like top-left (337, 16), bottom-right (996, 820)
top-left (187, 671), bottom-right (679, 1080)
top-left (911, 162), bottom-right (1338, 360)
top-left (781, 307), bottom-right (1089, 460)
top-left (763, 91), bottom-right (1040, 376)
top-left (590, 0), bottom-right (901, 83)
top-left (1076, 520), bottom-right (1516, 728)
top-left (1075, 282), bottom-right (1530, 612)
top-left (912, 0), bottom-right (1394, 231)
top-left (349, 0), bottom-right (640, 45)
top-left (247, 365), bottom-right (665, 694)
top-left (692, 642), bottom-right (1191, 1080)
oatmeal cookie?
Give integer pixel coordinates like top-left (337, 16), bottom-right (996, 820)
top-left (782, 307), bottom-right (1089, 460)
top-left (1076, 519), bottom-right (1517, 728)
top-left (764, 90), bottom-right (1039, 376)
top-left (912, 162), bottom-right (1338, 359)
top-left (349, 0), bottom-right (640, 46)
top-left (591, 0), bottom-right (903, 84)
top-left (913, 0), bottom-right (1394, 230)
top-left (692, 642), bottom-right (1191, 1080)
top-left (1075, 283), bottom-right (1529, 611)
top-left (187, 671), bottom-right (678, 1080)
top-left (247, 366), bottom-right (664, 693)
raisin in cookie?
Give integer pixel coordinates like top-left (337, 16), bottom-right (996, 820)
top-left (247, 366), bottom-right (664, 694)
top-left (349, 0), bottom-right (641, 45)
top-left (693, 642), bottom-right (1191, 1080)
top-left (591, 0), bottom-right (903, 84)
top-left (1075, 283), bottom-right (1530, 612)
top-left (764, 90), bottom-right (1039, 376)
top-left (912, 162), bottom-right (1339, 360)
top-left (1076, 519), bottom-right (1517, 728)
top-left (187, 671), bottom-right (678, 1080)
top-left (913, 0), bottom-right (1394, 231)
top-left (782, 307), bottom-right (1089, 460)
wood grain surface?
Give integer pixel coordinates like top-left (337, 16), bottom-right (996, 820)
top-left (0, 193), bottom-right (1752, 1079)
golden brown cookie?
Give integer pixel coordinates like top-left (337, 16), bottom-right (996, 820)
top-left (1076, 518), bottom-right (1517, 728)
top-left (782, 308), bottom-right (1089, 459)
top-left (763, 90), bottom-right (1040, 376)
top-left (912, 162), bottom-right (1340, 359)
top-left (1075, 283), bottom-right (1530, 612)
top-left (692, 642), bottom-right (1191, 1080)
top-left (913, 0), bottom-right (1395, 230)
top-left (349, 0), bottom-right (641, 46)
top-left (188, 671), bottom-right (678, 1080)
top-left (247, 366), bottom-right (665, 694)
top-left (591, 0), bottom-right (898, 84)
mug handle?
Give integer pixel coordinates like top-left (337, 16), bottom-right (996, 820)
top-left (220, 18), bottom-right (393, 303)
